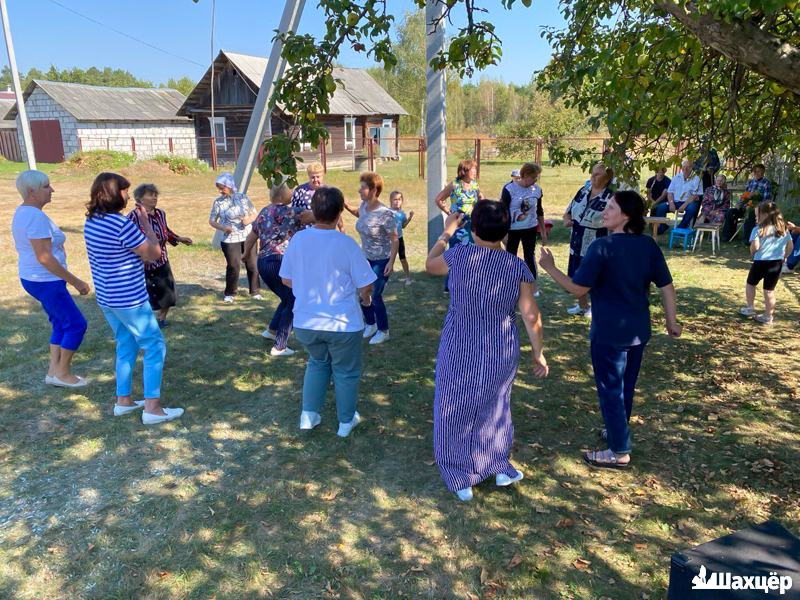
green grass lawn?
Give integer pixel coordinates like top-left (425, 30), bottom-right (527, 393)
top-left (1, 159), bottom-right (799, 599)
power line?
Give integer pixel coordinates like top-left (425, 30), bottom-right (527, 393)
top-left (45, 0), bottom-right (205, 68)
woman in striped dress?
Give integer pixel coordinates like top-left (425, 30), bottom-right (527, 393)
top-left (426, 201), bottom-right (549, 501)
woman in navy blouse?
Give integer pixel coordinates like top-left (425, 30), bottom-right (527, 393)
top-left (540, 191), bottom-right (681, 469)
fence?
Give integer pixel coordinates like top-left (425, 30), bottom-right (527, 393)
top-left (0, 129), bottom-right (21, 162)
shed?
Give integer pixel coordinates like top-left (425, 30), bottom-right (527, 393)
top-left (5, 80), bottom-right (196, 162)
top-left (179, 50), bottom-right (408, 167)
top-left (0, 95), bottom-right (21, 161)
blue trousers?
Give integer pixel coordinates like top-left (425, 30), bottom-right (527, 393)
top-left (20, 279), bottom-right (87, 351)
top-left (295, 328), bottom-right (363, 423)
top-left (361, 258), bottom-right (390, 331)
top-left (101, 302), bottom-right (166, 399)
top-left (653, 199), bottom-right (700, 233)
top-left (257, 255), bottom-right (294, 349)
top-left (590, 341), bottom-right (646, 454)
top-left (787, 232), bottom-right (800, 270)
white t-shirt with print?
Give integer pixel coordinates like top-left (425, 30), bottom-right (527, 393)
top-left (280, 228), bottom-right (377, 332)
top-left (12, 205), bottom-right (67, 282)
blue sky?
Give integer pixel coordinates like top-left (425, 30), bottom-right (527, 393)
top-left (2, 0), bottom-right (565, 85)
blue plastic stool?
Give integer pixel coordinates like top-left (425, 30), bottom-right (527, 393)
top-left (669, 227), bottom-right (696, 250)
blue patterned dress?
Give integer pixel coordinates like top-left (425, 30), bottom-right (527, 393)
top-left (449, 179), bottom-right (481, 246)
top-left (434, 244), bottom-right (534, 492)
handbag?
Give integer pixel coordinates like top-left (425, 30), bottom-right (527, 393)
top-left (211, 228), bottom-right (223, 250)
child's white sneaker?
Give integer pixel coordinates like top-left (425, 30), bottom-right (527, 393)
top-left (755, 313), bottom-right (774, 324)
top-left (362, 324), bottom-right (378, 339)
top-left (337, 411), bottom-right (361, 437)
top-left (739, 306), bottom-right (756, 317)
top-left (404, 278), bottom-right (413, 286)
top-left (299, 410), bottom-right (321, 430)
top-left (781, 264), bottom-right (792, 274)
top-left (369, 330), bottom-right (390, 345)
top-left (567, 304), bottom-right (588, 315)
top-left (496, 469), bottom-right (524, 487)
top-left (456, 487), bottom-right (473, 502)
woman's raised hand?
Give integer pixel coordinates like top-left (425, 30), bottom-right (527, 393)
top-left (538, 247), bottom-right (556, 271)
top-left (444, 211), bottom-right (464, 235)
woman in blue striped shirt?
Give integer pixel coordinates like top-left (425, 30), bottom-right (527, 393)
top-left (84, 173), bottom-right (183, 425)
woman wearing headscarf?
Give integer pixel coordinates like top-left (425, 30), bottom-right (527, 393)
top-left (208, 172), bottom-right (260, 303)
top-left (11, 170), bottom-right (90, 387)
top-left (540, 191), bottom-right (681, 469)
top-left (698, 174), bottom-right (731, 226)
top-left (562, 162), bottom-right (614, 317)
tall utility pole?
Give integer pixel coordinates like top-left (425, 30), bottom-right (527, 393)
top-left (234, 0), bottom-right (305, 194)
top-left (0, 0), bottom-right (35, 169)
top-left (425, 0), bottom-right (447, 250)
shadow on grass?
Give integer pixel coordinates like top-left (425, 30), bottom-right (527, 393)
top-left (1, 269), bottom-right (799, 599)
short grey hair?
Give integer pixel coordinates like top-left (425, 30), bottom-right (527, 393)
top-left (15, 170), bottom-right (50, 198)
top-left (133, 183), bottom-right (159, 201)
top-left (681, 159), bottom-right (692, 169)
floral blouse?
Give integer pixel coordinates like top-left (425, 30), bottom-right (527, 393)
top-left (252, 204), bottom-right (306, 258)
top-left (209, 192), bottom-right (255, 244)
top-left (449, 179), bottom-right (481, 245)
top-left (128, 207), bottom-right (178, 270)
top-left (700, 186), bottom-right (731, 225)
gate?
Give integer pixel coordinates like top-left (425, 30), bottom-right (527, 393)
top-left (31, 120), bottom-right (65, 163)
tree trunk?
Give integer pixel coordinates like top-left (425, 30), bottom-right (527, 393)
top-left (656, 0), bottom-right (800, 94)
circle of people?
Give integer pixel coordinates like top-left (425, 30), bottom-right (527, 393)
top-left (10, 156), bottom-right (797, 501)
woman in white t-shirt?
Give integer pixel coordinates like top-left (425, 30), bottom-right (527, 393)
top-left (11, 170), bottom-right (90, 388)
top-left (280, 186), bottom-right (376, 437)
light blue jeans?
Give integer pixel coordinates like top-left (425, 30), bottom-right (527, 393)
top-left (295, 328), bottom-right (363, 423)
top-left (101, 302), bottom-right (166, 399)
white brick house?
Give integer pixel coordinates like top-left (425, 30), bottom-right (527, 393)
top-left (5, 80), bottom-right (197, 162)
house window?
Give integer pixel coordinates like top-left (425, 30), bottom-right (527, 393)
top-left (297, 127), bottom-right (312, 152)
top-left (382, 118), bottom-right (393, 128)
top-left (344, 117), bottom-right (356, 150)
top-left (208, 117), bottom-right (227, 151)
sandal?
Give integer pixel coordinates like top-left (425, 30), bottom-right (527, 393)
top-left (583, 449), bottom-right (631, 470)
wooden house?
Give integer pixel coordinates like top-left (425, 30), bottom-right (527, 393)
top-left (178, 50), bottom-right (408, 168)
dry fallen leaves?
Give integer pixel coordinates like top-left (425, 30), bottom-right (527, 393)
top-left (321, 489), bottom-right (340, 502)
top-left (556, 518), bottom-right (575, 529)
top-left (573, 558), bottom-right (592, 570)
top-left (506, 552), bottom-right (523, 570)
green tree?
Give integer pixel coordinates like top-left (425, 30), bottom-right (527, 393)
top-left (161, 77), bottom-right (197, 97)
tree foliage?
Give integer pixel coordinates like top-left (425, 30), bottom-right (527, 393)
top-left (539, 0), bottom-right (800, 178)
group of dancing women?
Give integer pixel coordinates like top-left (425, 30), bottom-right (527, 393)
top-left (12, 158), bottom-right (682, 501)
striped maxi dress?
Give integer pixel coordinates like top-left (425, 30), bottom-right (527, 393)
top-left (434, 244), bottom-right (534, 492)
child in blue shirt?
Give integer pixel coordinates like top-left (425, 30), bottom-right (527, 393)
top-left (740, 201), bottom-right (794, 324)
top-left (389, 190), bottom-right (414, 285)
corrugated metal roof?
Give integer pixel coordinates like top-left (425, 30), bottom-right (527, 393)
top-left (0, 99), bottom-right (16, 128)
top-left (179, 50), bottom-right (407, 116)
top-left (5, 80), bottom-right (190, 122)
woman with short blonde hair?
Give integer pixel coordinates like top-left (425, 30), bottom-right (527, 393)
top-left (12, 170), bottom-right (90, 387)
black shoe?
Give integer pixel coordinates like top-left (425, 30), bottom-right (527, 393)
top-left (157, 319), bottom-right (169, 329)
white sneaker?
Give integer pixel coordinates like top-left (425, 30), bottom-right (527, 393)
top-left (781, 264), bottom-right (792, 274)
top-left (567, 304), bottom-right (587, 315)
top-left (456, 487), bottom-right (474, 502)
top-left (533, 290), bottom-right (542, 298)
top-left (223, 295), bottom-right (235, 304)
top-left (142, 407), bottom-right (184, 425)
top-left (113, 400), bottom-right (145, 416)
top-left (369, 330), bottom-right (390, 345)
top-left (337, 411), bottom-right (362, 437)
top-left (270, 346), bottom-right (295, 356)
top-left (496, 469), bottom-right (524, 487)
top-left (584, 307), bottom-right (592, 320)
top-left (299, 410), bottom-right (321, 430)
top-left (404, 278), bottom-right (413, 286)
top-left (261, 329), bottom-right (276, 340)
top-left (739, 306), bottom-right (756, 317)
top-left (251, 294), bottom-right (263, 300)
top-left (362, 324), bottom-right (378, 339)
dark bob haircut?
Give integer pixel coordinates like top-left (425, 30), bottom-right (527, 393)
top-left (613, 190), bottom-right (646, 235)
top-left (311, 186), bottom-right (344, 223)
top-left (86, 172), bottom-right (131, 217)
top-left (471, 199), bottom-right (510, 242)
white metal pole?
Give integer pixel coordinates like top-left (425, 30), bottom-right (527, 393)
top-left (234, 0), bottom-right (305, 193)
top-left (425, 0), bottom-right (447, 250)
top-left (0, 0), bottom-right (35, 168)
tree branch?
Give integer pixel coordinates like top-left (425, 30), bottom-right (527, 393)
top-left (655, 0), bottom-right (800, 93)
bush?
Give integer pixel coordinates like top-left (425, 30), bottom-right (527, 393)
top-left (65, 150), bottom-right (136, 171)
top-left (153, 154), bottom-right (209, 175)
